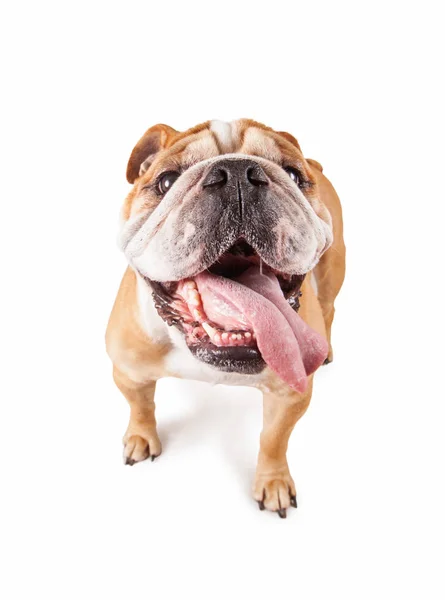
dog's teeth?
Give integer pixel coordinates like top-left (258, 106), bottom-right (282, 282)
top-left (236, 333), bottom-right (242, 340)
top-left (213, 333), bottom-right (221, 343)
top-left (245, 332), bottom-right (252, 339)
top-left (202, 322), bottom-right (217, 337)
top-left (193, 309), bottom-right (204, 321)
top-left (221, 332), bottom-right (229, 341)
top-left (231, 333), bottom-right (238, 340)
top-left (188, 291), bottom-right (201, 306)
top-left (186, 280), bottom-right (197, 289)
top-left (171, 300), bottom-right (185, 310)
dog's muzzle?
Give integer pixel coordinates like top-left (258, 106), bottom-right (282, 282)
top-left (122, 152), bottom-right (332, 282)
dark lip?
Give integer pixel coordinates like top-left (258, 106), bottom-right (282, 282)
top-left (189, 343), bottom-right (266, 374)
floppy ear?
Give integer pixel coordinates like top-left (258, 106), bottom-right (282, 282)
top-left (276, 130), bottom-right (302, 152)
top-left (306, 158), bottom-right (323, 172)
top-left (277, 131), bottom-right (324, 172)
top-left (126, 124), bottom-right (179, 184)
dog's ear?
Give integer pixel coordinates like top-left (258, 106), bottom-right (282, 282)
top-left (306, 158), bottom-right (323, 172)
top-left (277, 131), bottom-right (324, 172)
top-left (126, 124), bottom-right (179, 183)
top-left (276, 130), bottom-right (302, 152)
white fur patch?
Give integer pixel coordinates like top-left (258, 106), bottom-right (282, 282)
top-left (182, 222), bottom-right (196, 244)
top-left (210, 120), bottom-right (239, 153)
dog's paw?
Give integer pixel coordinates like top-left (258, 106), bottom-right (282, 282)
top-left (123, 432), bottom-right (162, 465)
top-left (253, 468), bottom-right (297, 518)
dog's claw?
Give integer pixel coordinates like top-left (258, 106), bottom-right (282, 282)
top-left (151, 454), bottom-right (156, 462)
top-left (323, 357), bottom-right (331, 365)
top-left (277, 508), bottom-right (287, 519)
top-left (290, 495), bottom-right (297, 508)
top-left (258, 490), bottom-right (266, 511)
top-left (125, 457), bottom-right (136, 466)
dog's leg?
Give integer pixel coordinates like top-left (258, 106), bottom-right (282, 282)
top-left (253, 380), bottom-right (312, 517)
top-left (113, 367), bottom-right (162, 464)
top-left (314, 243), bottom-right (346, 363)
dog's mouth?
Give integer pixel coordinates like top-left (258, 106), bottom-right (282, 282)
top-left (147, 240), bottom-right (328, 391)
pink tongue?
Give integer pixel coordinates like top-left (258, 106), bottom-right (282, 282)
top-left (195, 266), bottom-right (328, 392)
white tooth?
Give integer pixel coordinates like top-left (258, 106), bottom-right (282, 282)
top-left (214, 333), bottom-right (221, 343)
top-left (221, 332), bottom-right (229, 340)
top-left (236, 333), bottom-right (242, 340)
top-left (202, 322), bottom-right (217, 337)
top-left (245, 332), bottom-right (252, 339)
top-left (186, 280), bottom-right (197, 289)
top-left (189, 291), bottom-right (201, 306)
top-left (231, 333), bottom-right (237, 340)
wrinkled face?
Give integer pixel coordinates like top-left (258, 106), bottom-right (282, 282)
top-left (119, 119), bottom-right (333, 378)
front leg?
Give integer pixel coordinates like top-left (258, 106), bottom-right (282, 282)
top-left (253, 379), bottom-right (313, 518)
top-left (113, 367), bottom-right (162, 465)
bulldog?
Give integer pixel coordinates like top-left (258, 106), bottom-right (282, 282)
top-left (106, 119), bottom-right (346, 518)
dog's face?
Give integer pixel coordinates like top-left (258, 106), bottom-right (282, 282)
top-left (119, 120), bottom-right (332, 386)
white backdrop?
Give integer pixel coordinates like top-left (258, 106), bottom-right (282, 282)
top-left (1, 1), bottom-right (444, 599)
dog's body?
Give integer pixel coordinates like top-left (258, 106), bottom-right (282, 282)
top-left (106, 119), bottom-right (345, 517)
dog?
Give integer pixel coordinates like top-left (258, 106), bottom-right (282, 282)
top-left (106, 119), bottom-right (346, 518)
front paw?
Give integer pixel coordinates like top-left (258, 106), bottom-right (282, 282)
top-left (123, 432), bottom-right (162, 465)
top-left (253, 467), bottom-right (297, 518)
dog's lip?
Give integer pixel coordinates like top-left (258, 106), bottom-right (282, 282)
top-left (188, 342), bottom-right (266, 374)
top-left (144, 239), bottom-right (303, 288)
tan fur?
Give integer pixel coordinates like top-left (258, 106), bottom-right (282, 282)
top-left (311, 166), bottom-right (346, 361)
top-left (106, 119), bottom-right (346, 516)
top-left (106, 268), bottom-right (171, 382)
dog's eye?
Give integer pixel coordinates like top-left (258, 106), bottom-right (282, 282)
top-left (158, 171), bottom-right (180, 194)
top-left (284, 167), bottom-right (300, 185)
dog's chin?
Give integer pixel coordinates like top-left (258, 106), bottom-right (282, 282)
top-left (143, 240), bottom-right (305, 374)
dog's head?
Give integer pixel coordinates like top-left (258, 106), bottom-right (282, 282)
top-left (119, 120), bottom-right (332, 386)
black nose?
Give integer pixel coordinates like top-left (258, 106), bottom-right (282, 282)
top-left (202, 158), bottom-right (268, 189)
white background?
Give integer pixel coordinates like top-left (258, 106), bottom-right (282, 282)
top-left (1, 1), bottom-right (444, 598)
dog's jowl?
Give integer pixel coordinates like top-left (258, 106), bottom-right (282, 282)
top-left (106, 119), bottom-right (346, 518)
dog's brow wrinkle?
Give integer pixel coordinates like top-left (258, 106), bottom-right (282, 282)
top-left (183, 135), bottom-right (219, 165)
top-left (242, 127), bottom-right (282, 162)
